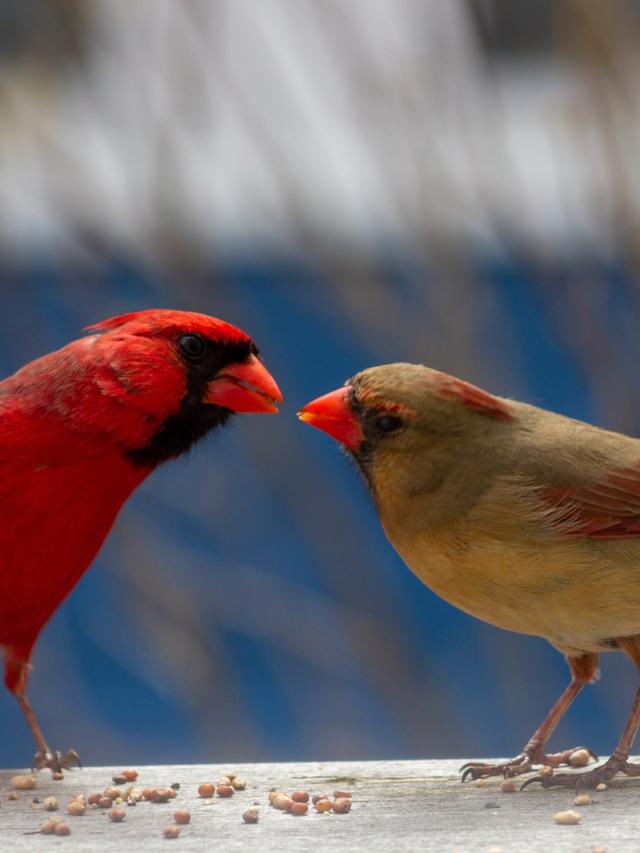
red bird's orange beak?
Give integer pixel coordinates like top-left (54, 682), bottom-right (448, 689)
top-left (207, 355), bottom-right (283, 413)
top-left (298, 386), bottom-right (364, 452)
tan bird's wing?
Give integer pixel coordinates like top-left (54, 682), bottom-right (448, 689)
top-left (546, 466), bottom-right (640, 538)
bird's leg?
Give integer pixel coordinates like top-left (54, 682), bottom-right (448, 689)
top-left (461, 652), bottom-right (599, 781)
top-left (525, 637), bottom-right (640, 789)
top-left (5, 647), bottom-right (81, 774)
top-left (15, 691), bottom-right (81, 772)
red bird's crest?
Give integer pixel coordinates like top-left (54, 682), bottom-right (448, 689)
top-left (85, 309), bottom-right (251, 345)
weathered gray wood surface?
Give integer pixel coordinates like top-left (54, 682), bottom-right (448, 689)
top-left (0, 758), bottom-right (634, 851)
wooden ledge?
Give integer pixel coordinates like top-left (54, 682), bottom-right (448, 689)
top-left (0, 758), bottom-right (634, 851)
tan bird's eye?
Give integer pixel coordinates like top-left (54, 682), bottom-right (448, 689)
top-left (375, 414), bottom-right (403, 433)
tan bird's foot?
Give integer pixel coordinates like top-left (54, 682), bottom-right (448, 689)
top-left (521, 751), bottom-right (640, 790)
top-left (32, 749), bottom-right (82, 774)
top-left (461, 745), bottom-right (597, 782)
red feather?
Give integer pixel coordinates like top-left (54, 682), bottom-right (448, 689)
top-left (435, 374), bottom-right (513, 421)
top-left (546, 465), bottom-right (640, 538)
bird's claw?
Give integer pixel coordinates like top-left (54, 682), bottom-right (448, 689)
top-left (520, 773), bottom-right (552, 790)
top-left (461, 756), bottom-right (532, 782)
top-left (520, 753), bottom-right (640, 789)
top-left (460, 745), bottom-right (597, 782)
top-left (32, 749), bottom-right (82, 774)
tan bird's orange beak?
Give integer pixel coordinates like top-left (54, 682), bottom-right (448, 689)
top-left (298, 386), bottom-right (364, 451)
top-left (207, 354), bottom-right (283, 413)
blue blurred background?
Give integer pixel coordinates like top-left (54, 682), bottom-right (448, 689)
top-left (2, 0), bottom-right (640, 768)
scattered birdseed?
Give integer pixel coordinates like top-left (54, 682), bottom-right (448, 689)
top-left (170, 783), bottom-right (180, 791)
top-left (11, 775), bottom-right (36, 790)
top-left (596, 783), bottom-right (607, 791)
top-left (40, 820), bottom-right (57, 834)
top-left (500, 780), bottom-right (517, 793)
top-left (574, 793), bottom-right (592, 806)
top-left (52, 772), bottom-right (64, 782)
top-left (174, 810), bottom-right (191, 825)
top-left (292, 791), bottom-right (309, 803)
top-left (109, 808), bottom-right (126, 823)
top-left (224, 773), bottom-right (236, 782)
top-left (243, 807), bottom-right (259, 824)
top-left (152, 788), bottom-right (174, 803)
top-left (475, 779), bottom-right (488, 788)
top-left (332, 798), bottom-right (352, 814)
top-left (218, 776), bottom-right (232, 786)
top-left (87, 793), bottom-right (101, 806)
top-left (272, 794), bottom-right (293, 811)
top-left (198, 783), bottom-right (215, 798)
top-left (103, 787), bottom-right (121, 800)
top-left (569, 749), bottom-right (591, 768)
top-left (66, 800), bottom-right (86, 816)
top-left (128, 788), bottom-right (143, 803)
top-left (553, 809), bottom-right (581, 825)
top-left (98, 796), bottom-right (113, 809)
top-left (334, 791), bottom-right (351, 799)
top-left (312, 793), bottom-right (329, 804)
top-left (44, 796), bottom-right (58, 811)
top-left (163, 825), bottom-right (180, 839)
top-left (8, 792), bottom-right (17, 800)
top-left (232, 778), bottom-right (246, 791)
top-left (315, 798), bottom-right (332, 813)
top-left (217, 784), bottom-right (234, 798)
top-left (592, 848), bottom-right (607, 852)
top-left (112, 774), bottom-right (127, 785)
top-left (290, 801), bottom-right (308, 816)
top-left (54, 823), bottom-right (71, 836)
top-left (122, 769), bottom-right (138, 782)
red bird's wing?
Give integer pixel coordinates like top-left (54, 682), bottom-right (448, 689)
top-left (546, 466), bottom-right (640, 538)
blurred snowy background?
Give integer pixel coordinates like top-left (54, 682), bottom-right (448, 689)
top-left (2, 0), bottom-right (640, 766)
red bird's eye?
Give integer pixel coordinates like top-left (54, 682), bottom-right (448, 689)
top-left (179, 334), bottom-right (206, 360)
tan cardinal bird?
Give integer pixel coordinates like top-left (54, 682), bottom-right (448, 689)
top-left (299, 362), bottom-right (640, 790)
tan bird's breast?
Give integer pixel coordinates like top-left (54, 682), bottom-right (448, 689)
top-left (382, 519), bottom-right (640, 656)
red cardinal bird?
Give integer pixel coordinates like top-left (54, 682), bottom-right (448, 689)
top-left (300, 363), bottom-right (640, 790)
top-left (0, 309), bottom-right (281, 771)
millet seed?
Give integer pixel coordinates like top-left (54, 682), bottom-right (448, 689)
top-left (553, 809), bottom-right (581, 825)
top-left (174, 810), bottom-right (191, 825)
top-left (163, 824), bottom-right (180, 839)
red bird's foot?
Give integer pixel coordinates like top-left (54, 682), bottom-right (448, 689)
top-left (460, 745), bottom-right (597, 781)
top-left (32, 749), bottom-right (82, 774)
top-left (521, 752), bottom-right (640, 790)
